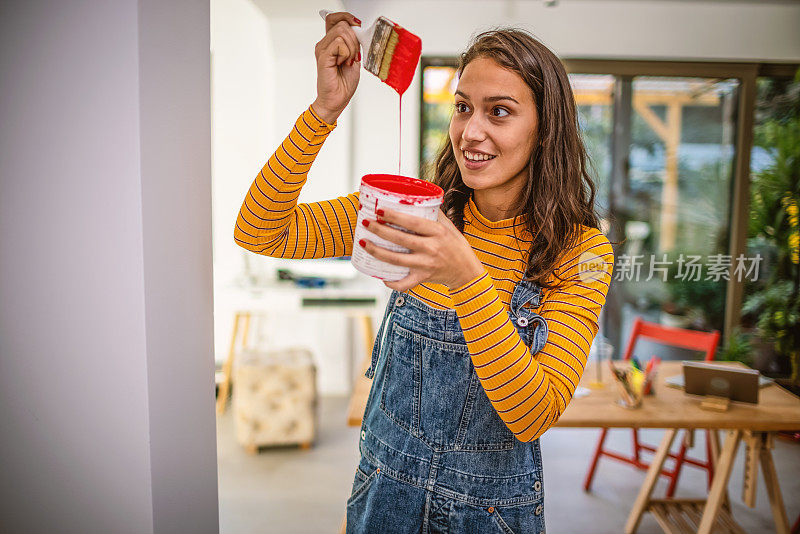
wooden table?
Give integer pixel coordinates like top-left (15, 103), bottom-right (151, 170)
top-left (347, 360), bottom-right (800, 533)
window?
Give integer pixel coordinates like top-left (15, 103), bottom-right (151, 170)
top-left (419, 58), bottom-right (793, 355)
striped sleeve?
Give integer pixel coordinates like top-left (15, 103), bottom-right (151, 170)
top-left (233, 105), bottom-right (360, 259)
top-left (448, 228), bottom-right (614, 442)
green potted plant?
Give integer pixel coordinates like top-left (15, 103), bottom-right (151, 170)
top-left (743, 281), bottom-right (800, 383)
top-left (662, 252), bottom-right (726, 332)
top-left (742, 69), bottom-right (800, 389)
top-left (716, 327), bottom-right (754, 367)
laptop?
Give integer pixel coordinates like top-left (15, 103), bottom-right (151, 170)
top-left (682, 361), bottom-right (760, 404)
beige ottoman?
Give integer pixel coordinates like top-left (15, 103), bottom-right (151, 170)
top-left (233, 346), bottom-right (317, 453)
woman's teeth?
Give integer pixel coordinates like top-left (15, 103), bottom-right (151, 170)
top-left (463, 150), bottom-right (496, 162)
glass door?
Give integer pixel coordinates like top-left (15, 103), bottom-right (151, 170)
top-left (599, 76), bottom-right (741, 357)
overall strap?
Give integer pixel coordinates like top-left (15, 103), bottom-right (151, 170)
top-left (509, 277), bottom-right (549, 354)
top-left (365, 290), bottom-right (399, 379)
top-left (509, 277), bottom-right (543, 317)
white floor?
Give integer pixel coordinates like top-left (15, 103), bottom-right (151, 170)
top-left (217, 396), bottom-right (800, 533)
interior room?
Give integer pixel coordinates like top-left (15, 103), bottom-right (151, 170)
top-left (2, 0), bottom-right (799, 533)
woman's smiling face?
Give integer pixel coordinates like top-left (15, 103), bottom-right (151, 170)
top-left (449, 56), bottom-right (539, 212)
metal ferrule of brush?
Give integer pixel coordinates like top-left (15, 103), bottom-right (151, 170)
top-left (364, 17), bottom-right (394, 77)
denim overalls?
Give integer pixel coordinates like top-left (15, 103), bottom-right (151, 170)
top-left (347, 277), bottom-right (550, 534)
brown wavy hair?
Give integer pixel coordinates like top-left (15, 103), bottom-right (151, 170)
top-left (433, 28), bottom-right (601, 290)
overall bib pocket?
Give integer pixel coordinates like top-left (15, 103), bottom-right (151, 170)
top-left (418, 335), bottom-right (510, 449)
top-left (381, 324), bottom-right (518, 450)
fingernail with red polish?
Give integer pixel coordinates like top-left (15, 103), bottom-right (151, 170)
top-left (354, 17), bottom-right (362, 24)
top-left (357, 51), bottom-right (361, 62)
top-left (361, 219), bottom-right (370, 227)
top-left (358, 202), bottom-right (363, 210)
top-left (359, 239), bottom-right (366, 247)
top-left (376, 209), bottom-right (384, 216)
top-left (377, 218), bottom-right (385, 224)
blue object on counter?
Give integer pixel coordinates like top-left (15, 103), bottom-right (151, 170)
top-left (294, 277), bottom-right (327, 288)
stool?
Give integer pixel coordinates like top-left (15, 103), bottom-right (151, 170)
top-left (233, 346), bottom-right (317, 452)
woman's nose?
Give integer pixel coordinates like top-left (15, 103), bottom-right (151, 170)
top-left (461, 114), bottom-right (487, 142)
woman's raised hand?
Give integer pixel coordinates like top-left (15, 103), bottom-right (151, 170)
top-left (359, 209), bottom-right (486, 292)
top-left (311, 12), bottom-right (362, 125)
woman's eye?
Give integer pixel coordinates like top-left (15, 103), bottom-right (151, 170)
top-left (455, 102), bottom-right (469, 113)
top-left (492, 107), bottom-right (510, 117)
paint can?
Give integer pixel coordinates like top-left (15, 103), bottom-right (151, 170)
top-left (351, 174), bottom-right (444, 281)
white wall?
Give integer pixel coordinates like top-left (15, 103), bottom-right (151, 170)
top-left (213, 0), bottom-right (371, 395)
top-left (0, 1), bottom-right (218, 532)
top-left (211, 0), bottom-right (274, 293)
top-left (342, 0), bottom-right (800, 183)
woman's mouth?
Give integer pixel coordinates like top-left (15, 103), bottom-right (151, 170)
top-left (462, 149), bottom-right (496, 170)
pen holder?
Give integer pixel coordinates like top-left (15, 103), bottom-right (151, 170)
top-left (614, 381), bottom-right (643, 409)
top-left (608, 360), bottom-right (643, 409)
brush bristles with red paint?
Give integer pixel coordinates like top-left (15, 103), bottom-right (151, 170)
top-left (319, 11), bottom-right (422, 95)
top-left (374, 20), bottom-right (422, 95)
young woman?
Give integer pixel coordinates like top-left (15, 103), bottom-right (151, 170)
top-left (234, 12), bottom-right (614, 533)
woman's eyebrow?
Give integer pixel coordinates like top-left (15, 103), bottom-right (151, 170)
top-left (455, 90), bottom-right (519, 104)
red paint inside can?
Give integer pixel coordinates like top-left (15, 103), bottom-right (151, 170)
top-left (361, 174), bottom-right (443, 204)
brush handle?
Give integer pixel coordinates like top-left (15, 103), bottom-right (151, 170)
top-left (318, 9), bottom-right (374, 51)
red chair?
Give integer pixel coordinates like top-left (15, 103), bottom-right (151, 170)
top-left (583, 316), bottom-right (721, 497)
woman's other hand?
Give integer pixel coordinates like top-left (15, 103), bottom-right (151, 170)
top-left (311, 12), bottom-right (361, 124)
top-left (359, 209), bottom-right (486, 292)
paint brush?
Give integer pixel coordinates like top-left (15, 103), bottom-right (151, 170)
top-left (319, 10), bottom-right (422, 95)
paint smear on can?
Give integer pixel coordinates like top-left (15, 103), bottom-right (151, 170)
top-left (352, 174), bottom-right (444, 281)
